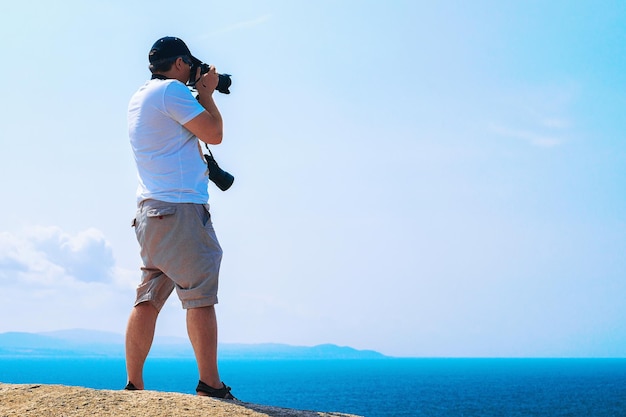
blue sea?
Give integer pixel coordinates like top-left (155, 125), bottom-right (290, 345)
top-left (1, 358), bottom-right (625, 416)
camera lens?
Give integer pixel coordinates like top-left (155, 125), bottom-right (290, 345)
top-left (216, 74), bottom-right (232, 94)
top-left (205, 153), bottom-right (234, 191)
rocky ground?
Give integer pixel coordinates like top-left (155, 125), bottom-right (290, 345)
top-left (0, 383), bottom-right (361, 417)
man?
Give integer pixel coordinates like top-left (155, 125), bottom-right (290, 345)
top-left (125, 36), bottom-right (235, 400)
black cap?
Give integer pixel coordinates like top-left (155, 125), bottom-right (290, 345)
top-left (148, 36), bottom-right (201, 65)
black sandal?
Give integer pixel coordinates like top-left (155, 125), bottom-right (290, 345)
top-left (196, 380), bottom-right (237, 400)
top-left (124, 382), bottom-right (139, 390)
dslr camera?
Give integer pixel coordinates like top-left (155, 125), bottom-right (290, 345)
top-left (188, 61), bottom-right (232, 94)
top-left (189, 60), bottom-right (234, 190)
top-left (204, 148), bottom-right (234, 191)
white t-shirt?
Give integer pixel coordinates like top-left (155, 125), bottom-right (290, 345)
top-left (128, 79), bottom-right (208, 204)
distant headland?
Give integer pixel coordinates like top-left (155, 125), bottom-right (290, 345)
top-left (0, 329), bottom-right (388, 360)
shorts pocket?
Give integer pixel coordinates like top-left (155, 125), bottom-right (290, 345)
top-left (146, 206), bottom-right (177, 218)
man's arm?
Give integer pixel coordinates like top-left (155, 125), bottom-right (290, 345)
top-left (184, 69), bottom-right (223, 145)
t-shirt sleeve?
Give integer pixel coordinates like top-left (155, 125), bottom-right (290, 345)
top-left (163, 81), bottom-right (205, 125)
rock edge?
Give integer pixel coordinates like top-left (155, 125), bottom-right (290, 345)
top-left (0, 383), bottom-right (362, 417)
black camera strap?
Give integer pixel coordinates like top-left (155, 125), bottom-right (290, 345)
top-left (204, 143), bottom-right (216, 160)
top-left (151, 74), bottom-right (169, 80)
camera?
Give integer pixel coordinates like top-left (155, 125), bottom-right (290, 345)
top-left (204, 150), bottom-right (234, 191)
top-left (189, 60), bottom-right (233, 191)
top-left (189, 62), bottom-right (232, 94)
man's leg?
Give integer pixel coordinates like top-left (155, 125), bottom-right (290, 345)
top-left (125, 302), bottom-right (159, 390)
top-left (187, 305), bottom-right (222, 390)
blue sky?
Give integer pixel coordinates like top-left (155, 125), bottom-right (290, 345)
top-left (0, 0), bottom-right (624, 357)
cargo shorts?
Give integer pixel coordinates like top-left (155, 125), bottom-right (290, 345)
top-left (132, 199), bottom-right (223, 310)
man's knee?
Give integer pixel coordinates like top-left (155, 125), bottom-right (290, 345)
top-left (135, 301), bottom-right (159, 315)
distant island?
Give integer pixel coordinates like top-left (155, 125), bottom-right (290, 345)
top-left (0, 329), bottom-right (388, 360)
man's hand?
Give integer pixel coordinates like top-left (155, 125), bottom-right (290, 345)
top-left (195, 65), bottom-right (219, 95)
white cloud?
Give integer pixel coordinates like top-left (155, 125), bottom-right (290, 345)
top-left (487, 80), bottom-right (578, 148)
top-left (541, 117), bottom-right (570, 129)
top-left (0, 226), bottom-right (115, 284)
top-left (0, 227), bottom-right (136, 333)
top-left (489, 123), bottom-right (564, 147)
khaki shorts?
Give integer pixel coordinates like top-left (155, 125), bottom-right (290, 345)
top-left (133, 199), bottom-right (223, 310)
